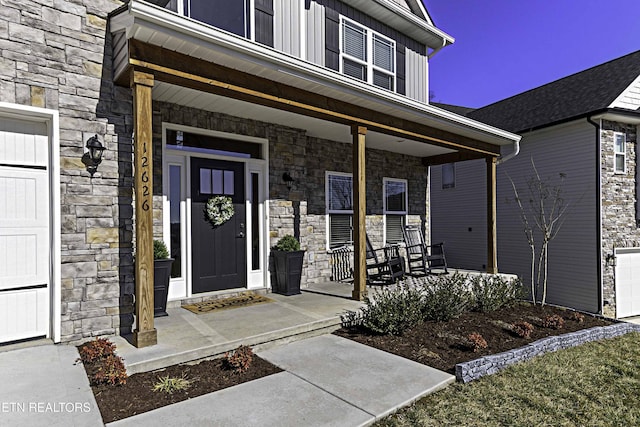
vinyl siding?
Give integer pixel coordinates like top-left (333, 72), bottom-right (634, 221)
top-left (432, 120), bottom-right (600, 313)
top-left (305, 0), bottom-right (326, 65)
top-left (405, 45), bottom-right (427, 103)
top-left (609, 74), bottom-right (640, 110)
top-left (274, 0), bottom-right (300, 56)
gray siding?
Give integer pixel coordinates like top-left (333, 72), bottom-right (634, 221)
top-left (432, 120), bottom-right (600, 313)
top-left (405, 45), bottom-right (427, 103)
top-left (274, 0), bottom-right (301, 56)
top-left (431, 159), bottom-right (487, 270)
top-left (305, 0), bottom-right (326, 66)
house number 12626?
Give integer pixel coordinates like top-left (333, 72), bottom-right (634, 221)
top-left (141, 141), bottom-right (150, 211)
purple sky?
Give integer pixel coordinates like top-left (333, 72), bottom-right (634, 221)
top-left (424, 0), bottom-right (640, 108)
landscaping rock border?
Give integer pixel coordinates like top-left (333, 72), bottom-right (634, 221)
top-left (455, 322), bottom-right (640, 383)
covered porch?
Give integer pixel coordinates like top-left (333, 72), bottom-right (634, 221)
top-left (110, 1), bottom-right (520, 348)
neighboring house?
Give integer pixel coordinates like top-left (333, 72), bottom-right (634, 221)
top-left (0, 0), bottom-right (519, 347)
top-left (432, 50), bottom-right (640, 318)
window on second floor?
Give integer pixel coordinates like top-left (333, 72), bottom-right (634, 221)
top-left (340, 17), bottom-right (395, 91)
top-left (184, 0), bottom-right (250, 38)
top-left (614, 132), bottom-right (626, 174)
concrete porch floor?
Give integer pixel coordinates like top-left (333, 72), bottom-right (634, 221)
top-left (112, 283), bottom-right (363, 374)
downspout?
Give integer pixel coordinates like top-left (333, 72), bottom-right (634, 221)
top-left (587, 115), bottom-right (603, 315)
top-left (427, 39), bottom-right (447, 59)
top-left (496, 137), bottom-right (520, 165)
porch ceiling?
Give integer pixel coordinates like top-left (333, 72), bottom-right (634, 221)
top-left (153, 81), bottom-right (454, 157)
top-left (110, 1), bottom-right (520, 157)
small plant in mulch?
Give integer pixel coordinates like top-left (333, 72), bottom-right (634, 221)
top-left (569, 311), bottom-right (585, 323)
top-left (542, 314), bottom-right (565, 330)
top-left (466, 333), bottom-right (488, 352)
top-left (152, 373), bottom-right (192, 394)
top-left (223, 345), bottom-right (254, 374)
top-left (77, 337), bottom-right (128, 386)
top-left (512, 321), bottom-right (535, 339)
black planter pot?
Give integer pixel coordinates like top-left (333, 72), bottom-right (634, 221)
top-left (154, 258), bottom-right (174, 317)
top-left (272, 250), bottom-right (305, 296)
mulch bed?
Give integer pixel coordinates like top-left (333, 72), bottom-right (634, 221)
top-left (84, 353), bottom-right (281, 423)
top-left (334, 302), bottom-right (614, 374)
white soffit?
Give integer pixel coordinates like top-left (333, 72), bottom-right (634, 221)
top-left (153, 81), bottom-right (454, 158)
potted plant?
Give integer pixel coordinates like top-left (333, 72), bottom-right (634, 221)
top-left (153, 239), bottom-right (174, 317)
top-left (271, 235), bottom-right (305, 296)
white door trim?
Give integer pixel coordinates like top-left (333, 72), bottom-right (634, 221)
top-left (161, 123), bottom-right (269, 298)
top-left (0, 103), bottom-right (60, 342)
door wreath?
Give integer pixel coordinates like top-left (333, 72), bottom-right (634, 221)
top-left (205, 196), bottom-right (235, 226)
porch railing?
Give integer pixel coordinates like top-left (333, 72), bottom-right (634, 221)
top-left (330, 246), bottom-right (353, 282)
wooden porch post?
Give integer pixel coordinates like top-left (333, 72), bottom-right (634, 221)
top-left (486, 156), bottom-right (498, 274)
top-left (132, 70), bottom-right (157, 348)
top-left (352, 125), bottom-right (367, 301)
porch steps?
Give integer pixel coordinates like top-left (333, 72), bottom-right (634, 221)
top-left (123, 316), bottom-right (342, 375)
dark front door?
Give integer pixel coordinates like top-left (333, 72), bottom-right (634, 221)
top-left (191, 158), bottom-right (246, 293)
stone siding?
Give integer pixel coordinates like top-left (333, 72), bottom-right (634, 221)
top-left (0, 0), bottom-right (132, 342)
top-left (151, 101), bottom-right (430, 287)
top-left (600, 121), bottom-right (639, 318)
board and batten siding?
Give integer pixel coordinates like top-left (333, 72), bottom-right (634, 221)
top-left (274, 0), bottom-right (300, 56)
top-left (304, 0), bottom-right (427, 102)
top-left (432, 120), bottom-right (600, 313)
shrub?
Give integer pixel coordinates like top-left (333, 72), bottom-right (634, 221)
top-left (542, 314), bottom-right (565, 329)
top-left (77, 337), bottom-right (116, 364)
top-left (471, 275), bottom-right (524, 313)
top-left (153, 239), bottom-right (169, 259)
top-left (77, 337), bottom-right (128, 386)
top-left (152, 373), bottom-right (191, 394)
top-left (421, 272), bottom-right (473, 322)
top-left (342, 283), bottom-right (425, 336)
top-left (273, 235), bottom-right (300, 252)
top-left (223, 345), bottom-right (254, 373)
top-left (467, 333), bottom-right (488, 352)
top-left (93, 354), bottom-right (127, 386)
top-left (570, 311), bottom-right (585, 323)
top-left (512, 321), bottom-right (534, 338)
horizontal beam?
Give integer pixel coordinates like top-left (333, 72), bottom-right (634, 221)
top-left (422, 150), bottom-right (491, 166)
top-left (123, 40), bottom-right (501, 156)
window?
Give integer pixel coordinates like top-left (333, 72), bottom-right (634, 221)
top-left (185, 0), bottom-right (250, 38)
top-left (442, 163), bottom-right (455, 189)
top-left (327, 172), bottom-right (353, 248)
top-left (383, 178), bottom-right (407, 244)
top-left (340, 18), bottom-right (395, 91)
top-left (614, 132), bottom-right (626, 174)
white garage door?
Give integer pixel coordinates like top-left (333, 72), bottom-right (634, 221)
top-left (0, 117), bottom-right (50, 343)
top-left (615, 248), bottom-right (640, 318)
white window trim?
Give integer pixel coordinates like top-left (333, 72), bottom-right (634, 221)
top-left (614, 132), bottom-right (626, 174)
top-left (383, 177), bottom-right (407, 244)
top-left (326, 171), bottom-right (354, 250)
top-left (339, 16), bottom-right (396, 91)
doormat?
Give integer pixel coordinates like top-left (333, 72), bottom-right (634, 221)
top-left (182, 292), bottom-right (274, 314)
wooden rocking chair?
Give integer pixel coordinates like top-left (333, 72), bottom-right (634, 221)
top-left (402, 225), bottom-right (448, 275)
top-left (365, 235), bottom-right (405, 285)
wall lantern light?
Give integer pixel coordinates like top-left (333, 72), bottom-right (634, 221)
top-left (83, 134), bottom-right (106, 177)
top-left (282, 172), bottom-right (295, 191)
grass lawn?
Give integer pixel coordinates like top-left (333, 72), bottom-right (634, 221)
top-left (377, 332), bottom-right (640, 427)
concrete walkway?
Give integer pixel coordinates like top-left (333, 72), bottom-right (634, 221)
top-left (0, 334), bottom-right (453, 427)
top-left (0, 343), bottom-right (103, 427)
top-left (108, 335), bottom-right (454, 427)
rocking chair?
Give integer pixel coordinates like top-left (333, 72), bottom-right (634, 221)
top-left (365, 235), bottom-right (405, 285)
top-left (402, 225), bottom-right (448, 275)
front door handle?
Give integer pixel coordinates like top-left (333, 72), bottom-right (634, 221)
top-left (237, 222), bottom-right (245, 238)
